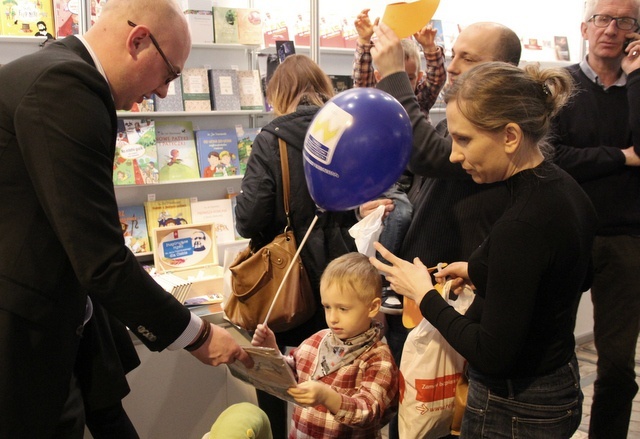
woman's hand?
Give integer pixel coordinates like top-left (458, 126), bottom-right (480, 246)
top-left (359, 198), bottom-right (394, 219)
top-left (434, 261), bottom-right (474, 294)
top-left (369, 241), bottom-right (435, 304)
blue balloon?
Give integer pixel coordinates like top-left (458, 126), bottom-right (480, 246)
top-left (303, 88), bottom-right (412, 211)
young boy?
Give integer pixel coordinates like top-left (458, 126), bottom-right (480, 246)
top-left (252, 252), bottom-right (398, 438)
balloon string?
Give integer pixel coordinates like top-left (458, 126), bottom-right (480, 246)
top-left (262, 214), bottom-right (320, 327)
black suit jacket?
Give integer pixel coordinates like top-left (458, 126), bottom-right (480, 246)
top-left (0, 36), bottom-right (191, 436)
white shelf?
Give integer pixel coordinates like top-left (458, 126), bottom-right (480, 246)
top-left (117, 110), bottom-right (271, 118)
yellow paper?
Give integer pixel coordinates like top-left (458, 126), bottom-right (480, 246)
top-left (381, 0), bottom-right (441, 39)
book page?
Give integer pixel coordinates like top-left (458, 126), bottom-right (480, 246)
top-left (228, 347), bottom-right (298, 403)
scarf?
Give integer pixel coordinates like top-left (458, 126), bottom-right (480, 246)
top-left (312, 321), bottom-right (382, 379)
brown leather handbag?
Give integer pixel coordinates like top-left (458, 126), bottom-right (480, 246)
top-left (224, 139), bottom-right (315, 332)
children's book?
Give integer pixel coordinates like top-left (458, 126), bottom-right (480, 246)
top-left (181, 67), bottom-right (212, 112)
top-left (112, 118), bottom-right (158, 186)
top-left (262, 10), bottom-right (289, 48)
top-left (236, 70), bottom-right (264, 111)
top-left (236, 8), bottom-right (262, 45)
top-left (52, 0), bottom-right (80, 38)
top-left (1, 0), bottom-right (55, 37)
top-left (293, 11), bottom-right (310, 47)
top-left (154, 77), bottom-right (185, 112)
top-left (208, 69), bottom-right (241, 112)
top-left (155, 120), bottom-right (200, 182)
top-left (195, 128), bottom-right (240, 178)
top-left (143, 198), bottom-right (193, 250)
top-left (235, 126), bottom-right (261, 175)
top-left (228, 347), bottom-right (298, 404)
top-left (118, 204), bottom-right (150, 254)
top-left (212, 6), bottom-right (239, 44)
top-left (190, 199), bottom-right (235, 244)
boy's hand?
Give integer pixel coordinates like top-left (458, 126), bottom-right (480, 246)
top-left (251, 323), bottom-right (278, 350)
top-left (288, 381), bottom-right (343, 414)
top-left (354, 8), bottom-right (374, 45)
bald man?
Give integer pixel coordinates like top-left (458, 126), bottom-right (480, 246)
top-left (0, 0), bottom-right (250, 436)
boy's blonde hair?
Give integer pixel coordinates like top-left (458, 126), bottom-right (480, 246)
top-left (320, 253), bottom-right (381, 303)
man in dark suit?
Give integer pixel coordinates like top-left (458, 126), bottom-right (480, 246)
top-left (0, 0), bottom-right (251, 437)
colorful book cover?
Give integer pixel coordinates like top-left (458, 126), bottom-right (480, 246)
top-left (235, 126), bottom-right (261, 175)
top-left (143, 198), bottom-right (193, 250)
top-left (236, 70), bottom-right (264, 111)
top-left (181, 67), bottom-right (212, 112)
top-left (190, 199), bottom-right (236, 243)
top-left (90, 0), bottom-right (108, 28)
top-left (208, 69), bottom-right (241, 112)
top-left (276, 40), bottom-right (296, 63)
top-left (195, 128), bottom-right (240, 178)
top-left (262, 10), bottom-right (289, 48)
top-left (153, 79), bottom-right (184, 112)
top-left (118, 204), bottom-right (150, 254)
top-left (52, 0), bottom-right (80, 38)
top-left (113, 118), bottom-right (158, 186)
top-left (319, 13), bottom-right (344, 48)
top-left (293, 11), bottom-right (310, 47)
top-left (1, 0), bottom-right (55, 37)
top-left (236, 8), bottom-right (262, 45)
top-left (212, 6), bottom-right (239, 44)
top-left (155, 120), bottom-right (200, 182)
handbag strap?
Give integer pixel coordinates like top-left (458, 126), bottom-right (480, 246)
top-left (278, 138), bottom-right (292, 228)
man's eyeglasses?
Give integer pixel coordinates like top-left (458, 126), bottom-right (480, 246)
top-left (127, 20), bottom-right (180, 84)
top-left (588, 14), bottom-right (639, 31)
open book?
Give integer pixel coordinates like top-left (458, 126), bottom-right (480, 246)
top-left (228, 346), bottom-right (298, 403)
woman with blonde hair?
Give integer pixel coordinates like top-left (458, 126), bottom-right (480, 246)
top-left (234, 54), bottom-right (359, 437)
top-left (372, 61), bottom-right (598, 438)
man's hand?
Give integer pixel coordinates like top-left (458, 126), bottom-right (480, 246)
top-left (622, 32), bottom-right (640, 74)
top-left (190, 324), bottom-right (253, 368)
top-left (371, 21), bottom-right (406, 79)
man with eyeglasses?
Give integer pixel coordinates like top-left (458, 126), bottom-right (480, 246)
top-left (550, 0), bottom-right (640, 437)
top-left (0, 0), bottom-right (252, 437)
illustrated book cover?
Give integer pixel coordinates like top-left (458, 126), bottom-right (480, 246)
top-left (118, 204), bottom-right (150, 254)
top-left (153, 79), bottom-right (185, 112)
top-left (227, 347), bottom-right (298, 404)
top-left (212, 6), bottom-right (239, 44)
top-left (143, 198), bottom-right (193, 252)
top-left (195, 128), bottom-right (240, 178)
top-left (236, 8), bottom-right (262, 45)
top-left (181, 67), bottom-right (212, 112)
top-left (155, 120), bottom-right (201, 182)
top-left (190, 198), bottom-right (236, 244)
top-left (1, 0), bottom-right (55, 37)
top-left (208, 69), bottom-right (241, 112)
top-left (112, 118), bottom-right (158, 186)
top-left (236, 70), bottom-right (264, 111)
top-left (235, 126), bottom-right (261, 175)
top-left (52, 0), bottom-right (80, 38)
top-left (262, 10), bottom-right (289, 48)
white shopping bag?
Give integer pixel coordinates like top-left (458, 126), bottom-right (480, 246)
top-left (398, 282), bottom-right (474, 439)
top-left (348, 204), bottom-right (386, 257)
